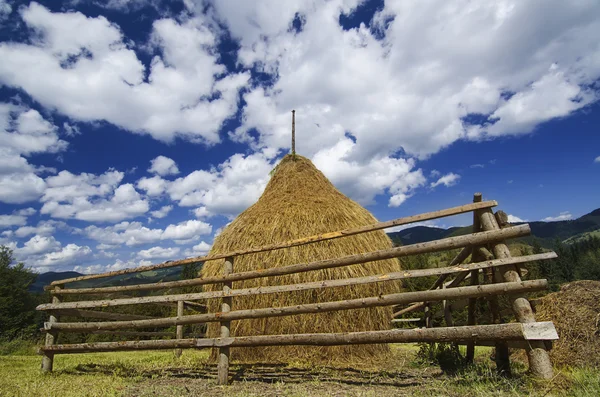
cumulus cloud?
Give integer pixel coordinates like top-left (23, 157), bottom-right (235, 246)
top-left (0, 3), bottom-right (249, 144)
top-left (430, 173), bottom-right (461, 188)
top-left (183, 241), bottom-right (211, 257)
top-left (74, 258), bottom-right (152, 275)
top-left (150, 205), bottom-right (172, 218)
top-left (148, 156), bottom-right (179, 176)
top-left (138, 151), bottom-right (275, 218)
top-left (10, 234), bottom-right (92, 271)
top-left (137, 246), bottom-right (180, 259)
top-left (83, 219), bottom-right (212, 247)
top-left (595, 156), bottom-right (600, 163)
top-left (542, 211), bottom-right (573, 222)
top-left (0, 0), bottom-right (12, 21)
top-left (0, 214), bottom-right (28, 228)
top-left (40, 169), bottom-right (149, 222)
top-left (0, 103), bottom-right (66, 204)
top-left (507, 214), bottom-right (526, 223)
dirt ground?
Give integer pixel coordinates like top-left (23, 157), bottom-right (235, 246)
top-left (123, 363), bottom-right (448, 397)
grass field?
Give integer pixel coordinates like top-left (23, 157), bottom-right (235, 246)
top-left (1, 343), bottom-right (599, 396)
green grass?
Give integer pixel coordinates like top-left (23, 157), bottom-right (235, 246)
top-left (0, 345), bottom-right (598, 397)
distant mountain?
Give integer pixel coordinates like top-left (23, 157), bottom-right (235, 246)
top-left (30, 271), bottom-right (84, 293)
top-left (30, 266), bottom-right (191, 293)
top-left (387, 208), bottom-right (600, 248)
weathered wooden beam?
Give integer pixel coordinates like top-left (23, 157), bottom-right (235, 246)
top-left (52, 224), bottom-right (519, 296)
top-left (41, 286), bottom-right (61, 373)
top-left (218, 257), bottom-right (233, 386)
top-left (40, 322), bottom-right (558, 354)
top-left (45, 280), bottom-right (547, 332)
top-left (175, 300), bottom-right (184, 358)
top-left (38, 251), bottom-right (555, 313)
top-left (87, 330), bottom-right (177, 337)
top-left (50, 201), bottom-right (499, 286)
top-left (52, 309), bottom-right (156, 321)
top-left (466, 193), bottom-right (483, 364)
top-left (480, 210), bottom-right (554, 379)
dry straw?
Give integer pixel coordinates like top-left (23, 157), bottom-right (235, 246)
top-left (202, 155), bottom-right (402, 363)
top-left (534, 280), bottom-right (600, 368)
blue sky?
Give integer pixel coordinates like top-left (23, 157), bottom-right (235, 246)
top-left (0, 0), bottom-right (599, 274)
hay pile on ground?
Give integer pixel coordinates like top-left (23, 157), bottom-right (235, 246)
top-left (534, 280), bottom-right (600, 368)
top-left (202, 155), bottom-right (402, 364)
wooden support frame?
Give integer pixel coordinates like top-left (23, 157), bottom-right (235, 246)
top-left (50, 200), bottom-right (499, 287)
top-left (45, 280), bottom-right (548, 333)
top-left (479, 210), bottom-right (554, 379)
top-left (36, 197), bottom-right (559, 382)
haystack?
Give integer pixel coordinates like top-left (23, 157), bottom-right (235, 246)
top-left (534, 280), bottom-right (600, 368)
top-left (202, 155), bottom-right (402, 364)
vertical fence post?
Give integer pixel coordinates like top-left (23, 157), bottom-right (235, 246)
top-left (479, 207), bottom-right (554, 379)
top-left (175, 300), bottom-right (184, 358)
top-left (217, 257), bottom-right (233, 385)
top-left (41, 286), bottom-right (62, 373)
top-left (465, 193), bottom-right (482, 364)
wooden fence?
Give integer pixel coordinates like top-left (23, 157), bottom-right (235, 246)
top-left (37, 195), bottom-right (559, 383)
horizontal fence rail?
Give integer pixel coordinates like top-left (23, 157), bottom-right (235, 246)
top-left (39, 252), bottom-right (555, 311)
top-left (47, 224), bottom-right (529, 297)
top-left (49, 200), bottom-right (498, 286)
top-left (44, 280), bottom-right (548, 332)
top-left (40, 322), bottom-right (558, 354)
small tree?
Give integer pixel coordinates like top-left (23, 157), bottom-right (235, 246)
top-left (0, 246), bottom-right (40, 340)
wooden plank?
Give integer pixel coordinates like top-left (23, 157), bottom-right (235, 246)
top-left (52, 309), bottom-right (156, 321)
top-left (45, 280), bottom-right (548, 332)
top-left (50, 201), bottom-right (499, 286)
top-left (41, 322), bottom-right (551, 354)
top-left (522, 322), bottom-right (559, 341)
top-left (38, 252), bottom-right (555, 312)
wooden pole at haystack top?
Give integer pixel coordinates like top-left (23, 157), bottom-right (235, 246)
top-left (291, 109), bottom-right (296, 158)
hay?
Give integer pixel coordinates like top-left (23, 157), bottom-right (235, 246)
top-left (202, 155), bottom-right (402, 364)
top-left (534, 280), bottom-right (600, 368)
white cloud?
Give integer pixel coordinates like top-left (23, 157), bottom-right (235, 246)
top-left (542, 211), bottom-right (573, 222)
top-left (0, 103), bottom-right (66, 204)
top-left (148, 155), bottom-right (179, 176)
top-left (215, 0), bottom-right (600, 164)
top-left (137, 246), bottom-right (180, 259)
top-left (312, 137), bottom-right (426, 207)
top-left (0, 0), bottom-right (11, 21)
top-left (74, 258), bottom-right (152, 275)
top-left (40, 169), bottom-right (149, 222)
top-left (507, 214), bottom-right (526, 223)
top-left (595, 156), bottom-right (600, 163)
top-left (470, 164), bottom-right (485, 169)
top-left (139, 151), bottom-right (275, 218)
top-left (83, 218), bottom-right (212, 247)
top-left (0, 214), bottom-right (27, 228)
top-left (183, 241), bottom-right (211, 257)
top-left (13, 235), bottom-right (61, 257)
top-left (161, 220), bottom-right (212, 241)
top-left (0, 3), bottom-right (249, 144)
top-left (150, 205), bottom-right (172, 218)
top-left (387, 220), bottom-right (444, 233)
top-left (13, 220), bottom-right (66, 238)
top-left (430, 173), bottom-right (461, 188)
